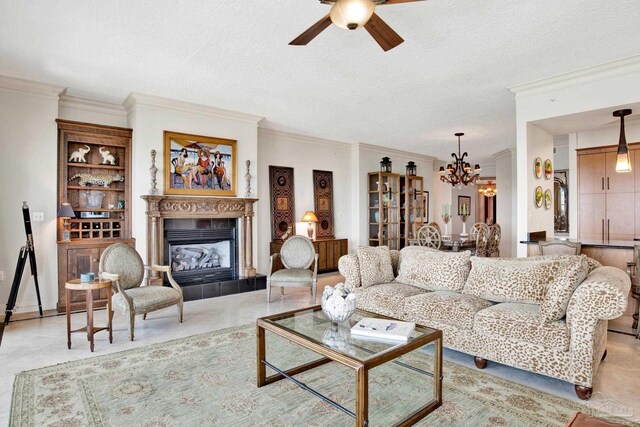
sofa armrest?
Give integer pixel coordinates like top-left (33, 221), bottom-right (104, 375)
top-left (567, 266), bottom-right (630, 326)
top-left (338, 254), bottom-right (361, 290)
top-left (566, 266), bottom-right (630, 386)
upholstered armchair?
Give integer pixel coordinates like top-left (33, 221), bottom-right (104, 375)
top-left (99, 243), bottom-right (183, 341)
top-left (538, 240), bottom-right (582, 255)
top-left (267, 235), bottom-right (318, 303)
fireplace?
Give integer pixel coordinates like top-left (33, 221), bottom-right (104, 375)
top-left (164, 219), bottom-right (238, 286)
top-left (143, 196), bottom-right (265, 301)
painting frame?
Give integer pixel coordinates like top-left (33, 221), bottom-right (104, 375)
top-left (423, 191), bottom-right (429, 223)
top-left (313, 170), bottom-right (335, 238)
top-left (458, 195), bottom-right (471, 216)
top-left (163, 130), bottom-right (237, 196)
top-left (269, 166), bottom-right (295, 241)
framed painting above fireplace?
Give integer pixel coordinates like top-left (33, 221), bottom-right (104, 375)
top-left (164, 130), bottom-right (237, 196)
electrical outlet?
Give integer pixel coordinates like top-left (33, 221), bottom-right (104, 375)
top-left (32, 212), bottom-right (44, 222)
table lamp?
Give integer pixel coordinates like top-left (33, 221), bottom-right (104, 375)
top-left (301, 211), bottom-right (319, 240)
top-left (57, 202), bottom-right (76, 242)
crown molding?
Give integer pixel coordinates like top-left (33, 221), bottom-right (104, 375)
top-left (508, 54), bottom-right (640, 99)
top-left (356, 142), bottom-right (436, 163)
top-left (493, 147), bottom-right (516, 159)
top-left (59, 94), bottom-right (127, 118)
top-left (258, 127), bottom-right (352, 149)
top-left (123, 93), bottom-right (263, 125)
top-left (0, 75), bottom-right (65, 97)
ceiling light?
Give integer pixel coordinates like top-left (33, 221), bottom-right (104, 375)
top-left (478, 181), bottom-right (497, 198)
top-left (439, 133), bottom-right (481, 188)
top-left (330, 0), bottom-right (376, 30)
top-left (613, 109), bottom-right (632, 173)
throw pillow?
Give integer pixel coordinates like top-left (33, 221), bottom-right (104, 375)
top-left (395, 246), bottom-right (471, 292)
top-left (539, 255), bottom-right (589, 323)
top-left (463, 256), bottom-right (566, 304)
top-left (357, 246), bottom-right (395, 288)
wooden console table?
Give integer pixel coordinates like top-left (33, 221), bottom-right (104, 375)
top-left (270, 238), bottom-right (348, 273)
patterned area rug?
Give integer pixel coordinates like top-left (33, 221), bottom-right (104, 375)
top-left (10, 324), bottom-right (638, 427)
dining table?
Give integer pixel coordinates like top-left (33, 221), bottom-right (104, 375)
top-left (440, 234), bottom-right (476, 252)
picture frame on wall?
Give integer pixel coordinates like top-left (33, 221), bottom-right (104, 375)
top-left (269, 166), bottom-right (296, 241)
top-left (313, 170), bottom-right (335, 238)
top-left (458, 196), bottom-right (471, 216)
top-left (164, 130), bottom-right (237, 196)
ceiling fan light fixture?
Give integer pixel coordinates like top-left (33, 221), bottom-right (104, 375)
top-left (330, 0), bottom-right (375, 30)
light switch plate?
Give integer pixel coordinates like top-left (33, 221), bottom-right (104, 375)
top-left (32, 212), bottom-right (44, 222)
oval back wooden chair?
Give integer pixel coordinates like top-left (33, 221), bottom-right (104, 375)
top-left (470, 223), bottom-right (485, 241)
top-left (488, 224), bottom-right (502, 257)
top-left (416, 224), bottom-right (442, 250)
top-left (474, 224), bottom-right (490, 257)
top-left (267, 235), bottom-right (318, 303)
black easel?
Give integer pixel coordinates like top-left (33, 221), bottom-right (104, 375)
top-left (0, 202), bottom-right (43, 346)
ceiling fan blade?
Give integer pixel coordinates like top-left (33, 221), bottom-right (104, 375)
top-left (364, 13), bottom-right (404, 51)
top-left (289, 14), bottom-right (332, 45)
top-left (380, 0), bottom-right (427, 4)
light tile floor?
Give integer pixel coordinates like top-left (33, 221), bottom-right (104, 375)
top-left (1, 273), bottom-right (639, 425)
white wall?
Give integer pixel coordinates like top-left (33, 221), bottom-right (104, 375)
top-left (511, 55), bottom-right (640, 255)
top-left (451, 185), bottom-right (476, 235)
top-left (58, 94), bottom-right (128, 128)
top-left (495, 148), bottom-right (516, 257)
top-left (526, 124), bottom-right (554, 237)
top-left (124, 94), bottom-right (262, 269)
top-left (257, 129), bottom-right (354, 274)
top-left (0, 77), bottom-right (63, 312)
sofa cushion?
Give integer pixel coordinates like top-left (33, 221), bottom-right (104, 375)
top-left (338, 253), bottom-right (361, 289)
top-left (395, 246), bottom-right (471, 292)
top-left (474, 303), bottom-right (570, 351)
top-left (539, 255), bottom-right (589, 323)
top-left (404, 291), bottom-right (494, 330)
top-left (357, 246), bottom-right (395, 288)
top-left (463, 256), bottom-right (568, 304)
top-left (354, 283), bottom-right (426, 318)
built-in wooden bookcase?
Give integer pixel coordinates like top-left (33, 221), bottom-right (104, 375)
top-left (56, 120), bottom-right (134, 313)
top-left (400, 175), bottom-right (424, 248)
top-left (367, 172), bottom-right (401, 250)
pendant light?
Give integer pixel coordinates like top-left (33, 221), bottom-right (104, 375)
top-left (613, 109), bottom-right (632, 173)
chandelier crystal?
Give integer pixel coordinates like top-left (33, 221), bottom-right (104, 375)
top-left (439, 133), bottom-right (481, 188)
top-left (478, 181), bottom-right (497, 198)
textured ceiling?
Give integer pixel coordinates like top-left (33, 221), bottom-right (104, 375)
top-left (1, 0), bottom-right (639, 165)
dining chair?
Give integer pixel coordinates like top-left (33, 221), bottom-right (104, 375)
top-left (474, 224), bottom-right (490, 257)
top-left (416, 224), bottom-right (442, 250)
top-left (428, 222), bottom-right (441, 236)
top-left (99, 243), bottom-right (184, 341)
top-left (538, 240), bottom-right (582, 255)
top-left (470, 223), bottom-right (485, 241)
top-left (267, 235), bottom-right (318, 303)
top-left (488, 224), bottom-right (501, 257)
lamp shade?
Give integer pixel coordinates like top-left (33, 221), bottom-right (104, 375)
top-left (614, 109), bottom-right (633, 173)
top-left (57, 203), bottom-right (76, 218)
top-left (301, 211), bottom-right (319, 223)
top-left (330, 0), bottom-right (375, 30)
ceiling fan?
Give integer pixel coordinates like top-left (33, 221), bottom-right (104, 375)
top-left (290, 0), bottom-right (426, 52)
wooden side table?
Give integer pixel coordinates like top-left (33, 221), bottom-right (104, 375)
top-left (65, 278), bottom-right (113, 352)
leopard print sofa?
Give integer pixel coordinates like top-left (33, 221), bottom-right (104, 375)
top-left (338, 246), bottom-right (630, 400)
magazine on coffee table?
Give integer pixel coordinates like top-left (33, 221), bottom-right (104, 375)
top-left (350, 318), bottom-right (416, 342)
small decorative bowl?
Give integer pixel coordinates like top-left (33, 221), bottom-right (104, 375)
top-left (321, 283), bottom-right (356, 324)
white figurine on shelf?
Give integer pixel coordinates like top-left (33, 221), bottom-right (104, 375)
top-left (68, 145), bottom-right (90, 163)
top-left (99, 147), bottom-right (116, 165)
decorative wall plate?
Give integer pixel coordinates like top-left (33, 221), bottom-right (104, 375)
top-left (535, 186), bottom-right (543, 208)
top-left (544, 159), bottom-right (552, 179)
top-left (534, 157), bottom-right (542, 179)
top-left (544, 189), bottom-right (552, 210)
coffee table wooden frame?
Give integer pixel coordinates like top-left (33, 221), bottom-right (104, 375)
top-left (65, 278), bottom-right (113, 352)
top-left (256, 305), bottom-right (443, 427)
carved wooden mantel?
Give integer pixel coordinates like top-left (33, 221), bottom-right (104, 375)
top-left (142, 195), bottom-right (258, 277)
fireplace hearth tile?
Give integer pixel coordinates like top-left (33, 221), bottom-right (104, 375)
top-left (202, 283), bottom-right (221, 299)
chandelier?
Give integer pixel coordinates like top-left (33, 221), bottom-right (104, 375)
top-left (478, 181), bottom-right (497, 198)
top-left (439, 133), bottom-right (481, 187)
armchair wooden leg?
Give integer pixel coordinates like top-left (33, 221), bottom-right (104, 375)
top-left (280, 287), bottom-right (284, 298)
top-left (311, 280), bottom-right (317, 304)
top-left (575, 385), bottom-right (593, 400)
top-left (266, 280), bottom-right (271, 302)
top-left (128, 312), bottom-right (135, 341)
top-left (177, 301), bottom-right (183, 323)
top-left (143, 313), bottom-right (147, 320)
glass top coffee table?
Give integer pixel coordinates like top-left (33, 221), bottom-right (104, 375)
top-left (256, 305), bottom-right (443, 427)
